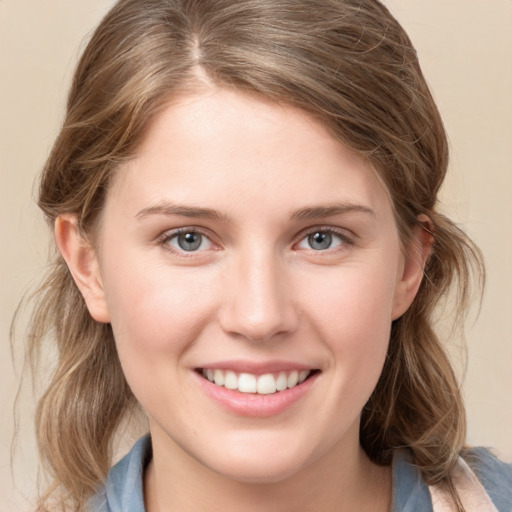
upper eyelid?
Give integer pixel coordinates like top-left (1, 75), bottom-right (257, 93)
top-left (295, 225), bottom-right (355, 242)
top-left (159, 226), bottom-right (212, 240)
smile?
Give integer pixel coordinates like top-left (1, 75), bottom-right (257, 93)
top-left (199, 369), bottom-right (315, 395)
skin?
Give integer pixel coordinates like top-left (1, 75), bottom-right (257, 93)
top-left (56, 88), bottom-right (431, 512)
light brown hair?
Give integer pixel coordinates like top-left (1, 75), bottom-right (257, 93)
top-left (25, 0), bottom-right (483, 510)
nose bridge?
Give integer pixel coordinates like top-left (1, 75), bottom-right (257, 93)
top-left (219, 242), bottom-right (297, 342)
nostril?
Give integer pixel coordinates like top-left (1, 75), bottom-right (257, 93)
top-left (218, 307), bottom-right (299, 343)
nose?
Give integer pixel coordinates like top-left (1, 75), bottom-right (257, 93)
top-left (218, 248), bottom-right (299, 343)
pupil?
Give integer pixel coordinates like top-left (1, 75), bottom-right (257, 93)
top-left (178, 232), bottom-right (202, 251)
top-left (309, 232), bottom-right (332, 250)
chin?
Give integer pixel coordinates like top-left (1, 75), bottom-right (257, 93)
top-left (202, 438), bottom-right (313, 484)
top-left (211, 459), bottom-right (305, 485)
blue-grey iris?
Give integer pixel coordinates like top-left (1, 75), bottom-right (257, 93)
top-left (177, 232), bottom-right (202, 251)
top-left (308, 232), bottom-right (332, 250)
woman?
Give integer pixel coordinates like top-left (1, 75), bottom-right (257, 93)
top-left (26, 0), bottom-right (511, 511)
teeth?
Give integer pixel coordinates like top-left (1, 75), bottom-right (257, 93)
top-left (213, 369), bottom-right (224, 386)
top-left (224, 370), bottom-right (238, 390)
top-left (287, 370), bottom-right (299, 388)
top-left (201, 369), bottom-right (312, 395)
top-left (276, 372), bottom-right (288, 391)
top-left (238, 373), bottom-right (257, 393)
top-left (298, 370), bottom-right (309, 383)
top-left (257, 374), bottom-right (277, 395)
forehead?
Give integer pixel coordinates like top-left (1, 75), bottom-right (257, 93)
top-left (106, 88), bottom-right (393, 221)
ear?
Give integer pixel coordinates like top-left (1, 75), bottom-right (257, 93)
top-left (391, 214), bottom-right (433, 320)
top-left (54, 214), bottom-right (111, 323)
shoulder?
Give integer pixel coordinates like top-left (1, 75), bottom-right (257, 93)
top-left (391, 450), bottom-right (433, 512)
top-left (89, 435), bottom-right (151, 512)
top-left (391, 448), bottom-right (512, 512)
top-left (464, 447), bottom-right (512, 511)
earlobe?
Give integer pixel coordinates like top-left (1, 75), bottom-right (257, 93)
top-left (391, 215), bottom-right (433, 320)
top-left (54, 214), bottom-right (111, 323)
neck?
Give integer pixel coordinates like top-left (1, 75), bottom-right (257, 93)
top-left (144, 429), bottom-right (392, 512)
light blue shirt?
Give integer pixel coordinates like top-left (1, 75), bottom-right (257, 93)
top-left (90, 435), bottom-right (512, 511)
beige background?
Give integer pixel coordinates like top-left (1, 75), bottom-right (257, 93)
top-left (1, 1), bottom-right (511, 510)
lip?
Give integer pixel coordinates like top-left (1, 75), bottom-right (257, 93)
top-left (193, 365), bottom-right (320, 417)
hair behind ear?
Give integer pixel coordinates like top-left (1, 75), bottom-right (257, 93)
top-left (361, 211), bottom-right (484, 488)
top-left (26, 256), bottom-right (135, 508)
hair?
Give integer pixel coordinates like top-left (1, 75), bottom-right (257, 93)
top-left (24, 0), bottom-right (484, 510)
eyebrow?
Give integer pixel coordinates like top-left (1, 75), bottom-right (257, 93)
top-left (135, 201), bottom-right (375, 223)
top-left (290, 203), bottom-right (376, 220)
top-left (135, 202), bottom-right (231, 223)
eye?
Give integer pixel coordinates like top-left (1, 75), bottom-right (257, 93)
top-left (161, 229), bottom-right (215, 253)
top-left (296, 229), bottom-right (348, 251)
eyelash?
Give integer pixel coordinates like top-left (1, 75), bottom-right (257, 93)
top-left (158, 227), bottom-right (216, 256)
top-left (157, 226), bottom-right (355, 256)
top-left (294, 226), bottom-right (354, 252)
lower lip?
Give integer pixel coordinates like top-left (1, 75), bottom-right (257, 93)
top-left (194, 371), bottom-right (320, 417)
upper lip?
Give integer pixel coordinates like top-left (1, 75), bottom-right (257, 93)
top-left (196, 360), bottom-right (319, 375)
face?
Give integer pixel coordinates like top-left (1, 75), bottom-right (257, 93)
top-left (60, 88), bottom-right (426, 484)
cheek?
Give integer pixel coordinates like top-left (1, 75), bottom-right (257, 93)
top-left (299, 260), bottom-right (399, 392)
top-left (101, 260), bottom-right (222, 414)
top-left (302, 262), bottom-right (398, 341)
top-left (101, 254), bottom-right (219, 358)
